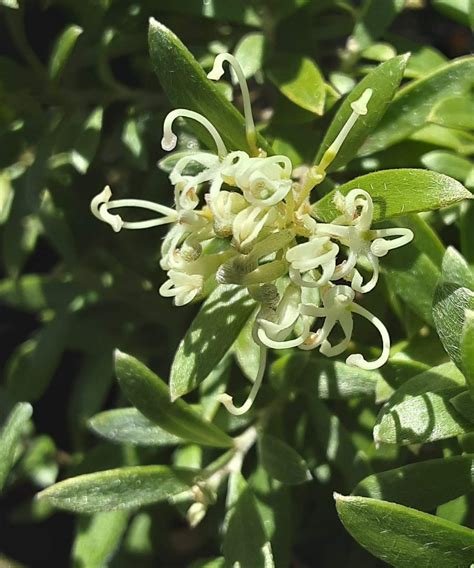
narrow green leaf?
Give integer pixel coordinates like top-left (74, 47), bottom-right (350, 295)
top-left (353, 455), bottom-right (474, 511)
top-left (148, 18), bottom-right (271, 154)
top-left (233, 313), bottom-right (260, 382)
top-left (170, 285), bottom-right (256, 399)
top-left (70, 107), bottom-right (103, 174)
top-left (0, 402), bottom-right (32, 491)
top-left (421, 150), bottom-right (473, 184)
top-left (0, 274), bottom-right (78, 312)
top-left (383, 215), bottom-right (444, 325)
top-left (223, 481), bottom-right (275, 568)
top-left (312, 169), bottom-right (471, 223)
top-left (49, 25), bottom-right (83, 80)
top-left (351, 0), bottom-right (405, 51)
top-left (314, 55), bottom-right (408, 171)
top-left (270, 352), bottom-right (380, 400)
top-left (462, 310), bottom-right (474, 397)
top-left (6, 315), bottom-right (70, 402)
top-left (234, 32), bottom-right (265, 79)
top-left (433, 0), bottom-right (473, 26)
top-left (258, 433), bottom-right (311, 485)
top-left (89, 408), bottom-right (181, 447)
top-left (429, 95), bottom-right (474, 131)
top-left (267, 53), bottom-right (326, 115)
top-left (361, 56), bottom-right (474, 155)
top-left (335, 494), bottom-right (474, 568)
top-left (72, 510), bottom-right (129, 568)
top-left (37, 465), bottom-right (196, 514)
top-left (374, 362), bottom-right (473, 445)
top-left (450, 391), bottom-right (474, 422)
top-left (433, 250), bottom-right (474, 370)
top-left (115, 351), bottom-right (233, 448)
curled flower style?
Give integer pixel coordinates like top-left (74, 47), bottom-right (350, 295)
top-left (90, 52), bottom-right (415, 415)
top-left (300, 285), bottom-right (390, 370)
top-left (315, 189), bottom-right (414, 292)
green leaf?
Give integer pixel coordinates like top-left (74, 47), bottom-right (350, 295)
top-left (270, 352), bottom-right (380, 400)
top-left (421, 150), bottom-right (473, 184)
top-left (70, 107), bottom-right (103, 174)
top-left (0, 274), bottom-right (78, 312)
top-left (429, 95), bottom-right (474, 131)
top-left (6, 314), bottom-right (70, 402)
top-left (48, 25), bottom-right (83, 80)
top-left (314, 55), bottom-right (408, 171)
top-left (353, 455), bottom-right (474, 511)
top-left (170, 285), bottom-right (256, 400)
top-left (0, 402), bottom-right (32, 491)
top-left (0, 0), bottom-right (19, 7)
top-left (382, 215), bottom-right (444, 325)
top-left (148, 18), bottom-right (271, 154)
top-left (351, 0), bottom-right (405, 51)
top-left (258, 433), bottom-right (311, 485)
top-left (72, 511), bottom-right (129, 568)
top-left (89, 408), bottom-right (181, 447)
top-left (433, 0), bottom-right (473, 26)
top-left (360, 56), bottom-right (474, 155)
top-left (19, 434), bottom-right (58, 487)
top-left (223, 480), bottom-right (275, 568)
top-left (374, 362), bottom-right (473, 445)
top-left (233, 312), bottom-right (260, 382)
top-left (312, 169), bottom-right (471, 223)
top-left (115, 351), bottom-right (233, 448)
top-left (335, 494), bottom-right (474, 568)
top-left (433, 249), bottom-right (474, 370)
top-left (450, 391), bottom-right (474, 422)
top-left (462, 310), bottom-right (474, 397)
top-left (267, 53), bottom-right (326, 115)
top-left (37, 465), bottom-right (196, 513)
top-left (234, 32), bottom-right (265, 79)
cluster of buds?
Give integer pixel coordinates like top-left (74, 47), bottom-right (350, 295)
top-left (91, 53), bottom-right (414, 415)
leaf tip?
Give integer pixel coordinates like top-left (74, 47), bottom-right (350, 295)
top-left (114, 348), bottom-right (126, 364)
top-left (401, 52), bottom-right (411, 63)
top-left (333, 492), bottom-right (347, 502)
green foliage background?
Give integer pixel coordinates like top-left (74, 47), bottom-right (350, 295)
top-left (0, 1), bottom-right (473, 566)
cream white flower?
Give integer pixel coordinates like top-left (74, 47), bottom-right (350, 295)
top-left (300, 285), bottom-right (390, 370)
top-left (286, 236), bottom-right (339, 288)
top-left (159, 270), bottom-right (204, 306)
top-left (90, 52), bottom-right (416, 415)
top-left (316, 189), bottom-right (414, 292)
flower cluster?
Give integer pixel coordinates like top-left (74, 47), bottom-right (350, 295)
top-left (91, 53), bottom-right (414, 415)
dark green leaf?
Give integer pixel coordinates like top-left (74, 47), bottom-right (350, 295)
top-left (433, 249), bottom-right (474, 369)
top-left (170, 285), bottom-right (256, 399)
top-left (49, 25), bottom-right (83, 80)
top-left (374, 362), bottom-right (473, 445)
top-left (270, 352), bottom-right (380, 400)
top-left (6, 314), bottom-right (70, 402)
top-left (351, 0), bottom-right (405, 51)
top-left (429, 95), bottom-right (474, 131)
top-left (223, 480), bottom-right (274, 568)
top-left (462, 310), bottom-right (474, 397)
top-left (116, 351), bottom-right (233, 448)
top-left (314, 55), bottom-right (408, 171)
top-left (148, 19), bottom-right (271, 154)
top-left (0, 402), bottom-right (32, 491)
top-left (450, 391), bottom-right (474, 422)
top-left (383, 215), bottom-right (444, 325)
top-left (258, 433), bottom-right (311, 485)
top-left (72, 511), bottom-right (129, 568)
top-left (361, 56), bottom-right (474, 155)
top-left (267, 53), bottom-right (326, 115)
top-left (335, 494), bottom-right (474, 568)
top-left (89, 408), bottom-right (181, 447)
top-left (37, 465), bottom-right (196, 513)
top-left (312, 169), bottom-right (471, 223)
top-left (353, 455), bottom-right (474, 510)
